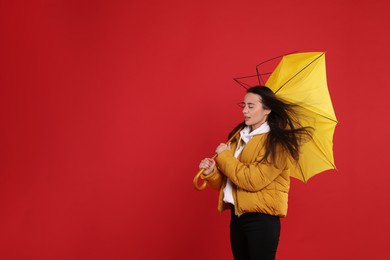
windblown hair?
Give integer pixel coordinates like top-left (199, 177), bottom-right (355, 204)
top-left (228, 86), bottom-right (313, 164)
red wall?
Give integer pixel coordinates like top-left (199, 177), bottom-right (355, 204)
top-left (1, 0), bottom-right (390, 259)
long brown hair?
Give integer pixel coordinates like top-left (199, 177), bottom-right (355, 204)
top-left (228, 86), bottom-right (313, 164)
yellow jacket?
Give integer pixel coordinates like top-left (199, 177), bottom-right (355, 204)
top-left (203, 133), bottom-right (290, 217)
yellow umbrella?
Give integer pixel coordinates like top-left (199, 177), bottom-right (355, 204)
top-left (265, 52), bottom-right (337, 182)
top-left (193, 52), bottom-right (337, 190)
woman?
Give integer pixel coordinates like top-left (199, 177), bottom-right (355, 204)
top-left (199, 86), bottom-right (312, 260)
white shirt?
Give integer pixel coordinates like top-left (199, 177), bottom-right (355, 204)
top-left (222, 122), bottom-right (270, 205)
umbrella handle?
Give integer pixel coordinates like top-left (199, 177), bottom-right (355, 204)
top-left (193, 168), bottom-right (208, 191)
top-left (193, 127), bottom-right (243, 191)
top-left (193, 153), bottom-right (217, 191)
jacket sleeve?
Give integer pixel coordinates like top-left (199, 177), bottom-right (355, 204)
top-left (201, 166), bottom-right (224, 190)
top-left (215, 149), bottom-right (287, 192)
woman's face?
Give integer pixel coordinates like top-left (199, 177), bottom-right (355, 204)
top-left (241, 93), bottom-right (271, 131)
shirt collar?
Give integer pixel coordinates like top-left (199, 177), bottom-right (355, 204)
top-left (240, 122), bottom-right (270, 144)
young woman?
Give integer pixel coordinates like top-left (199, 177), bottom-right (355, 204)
top-left (199, 86), bottom-right (312, 260)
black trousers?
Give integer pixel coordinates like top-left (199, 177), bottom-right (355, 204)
top-left (230, 206), bottom-right (281, 260)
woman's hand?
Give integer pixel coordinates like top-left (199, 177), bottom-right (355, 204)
top-left (216, 143), bottom-right (231, 155)
top-left (199, 158), bottom-right (215, 176)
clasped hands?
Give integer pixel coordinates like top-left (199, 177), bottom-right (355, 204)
top-left (199, 143), bottom-right (231, 176)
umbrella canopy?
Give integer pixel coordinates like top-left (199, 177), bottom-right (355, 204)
top-left (265, 52), bottom-right (337, 182)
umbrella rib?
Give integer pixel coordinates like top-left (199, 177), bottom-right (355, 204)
top-left (233, 73), bottom-right (273, 89)
top-left (294, 106), bottom-right (338, 123)
top-left (234, 73), bottom-right (272, 80)
top-left (253, 51), bottom-right (299, 87)
top-left (274, 52), bottom-right (325, 94)
top-left (328, 159), bottom-right (336, 170)
top-left (256, 67), bottom-right (264, 85)
top-left (324, 157), bottom-right (337, 170)
top-left (312, 134), bottom-right (337, 170)
top-left (316, 113), bottom-right (338, 123)
top-left (255, 51), bottom-right (298, 68)
top-left (297, 160), bottom-right (307, 183)
top-left (233, 78), bottom-right (251, 89)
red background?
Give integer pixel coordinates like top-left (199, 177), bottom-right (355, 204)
top-left (1, 0), bottom-right (390, 259)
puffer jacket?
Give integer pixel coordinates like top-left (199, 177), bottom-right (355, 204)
top-left (202, 133), bottom-right (290, 217)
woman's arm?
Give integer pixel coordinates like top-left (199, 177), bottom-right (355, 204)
top-left (215, 150), bottom-right (287, 192)
top-left (201, 166), bottom-right (224, 190)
